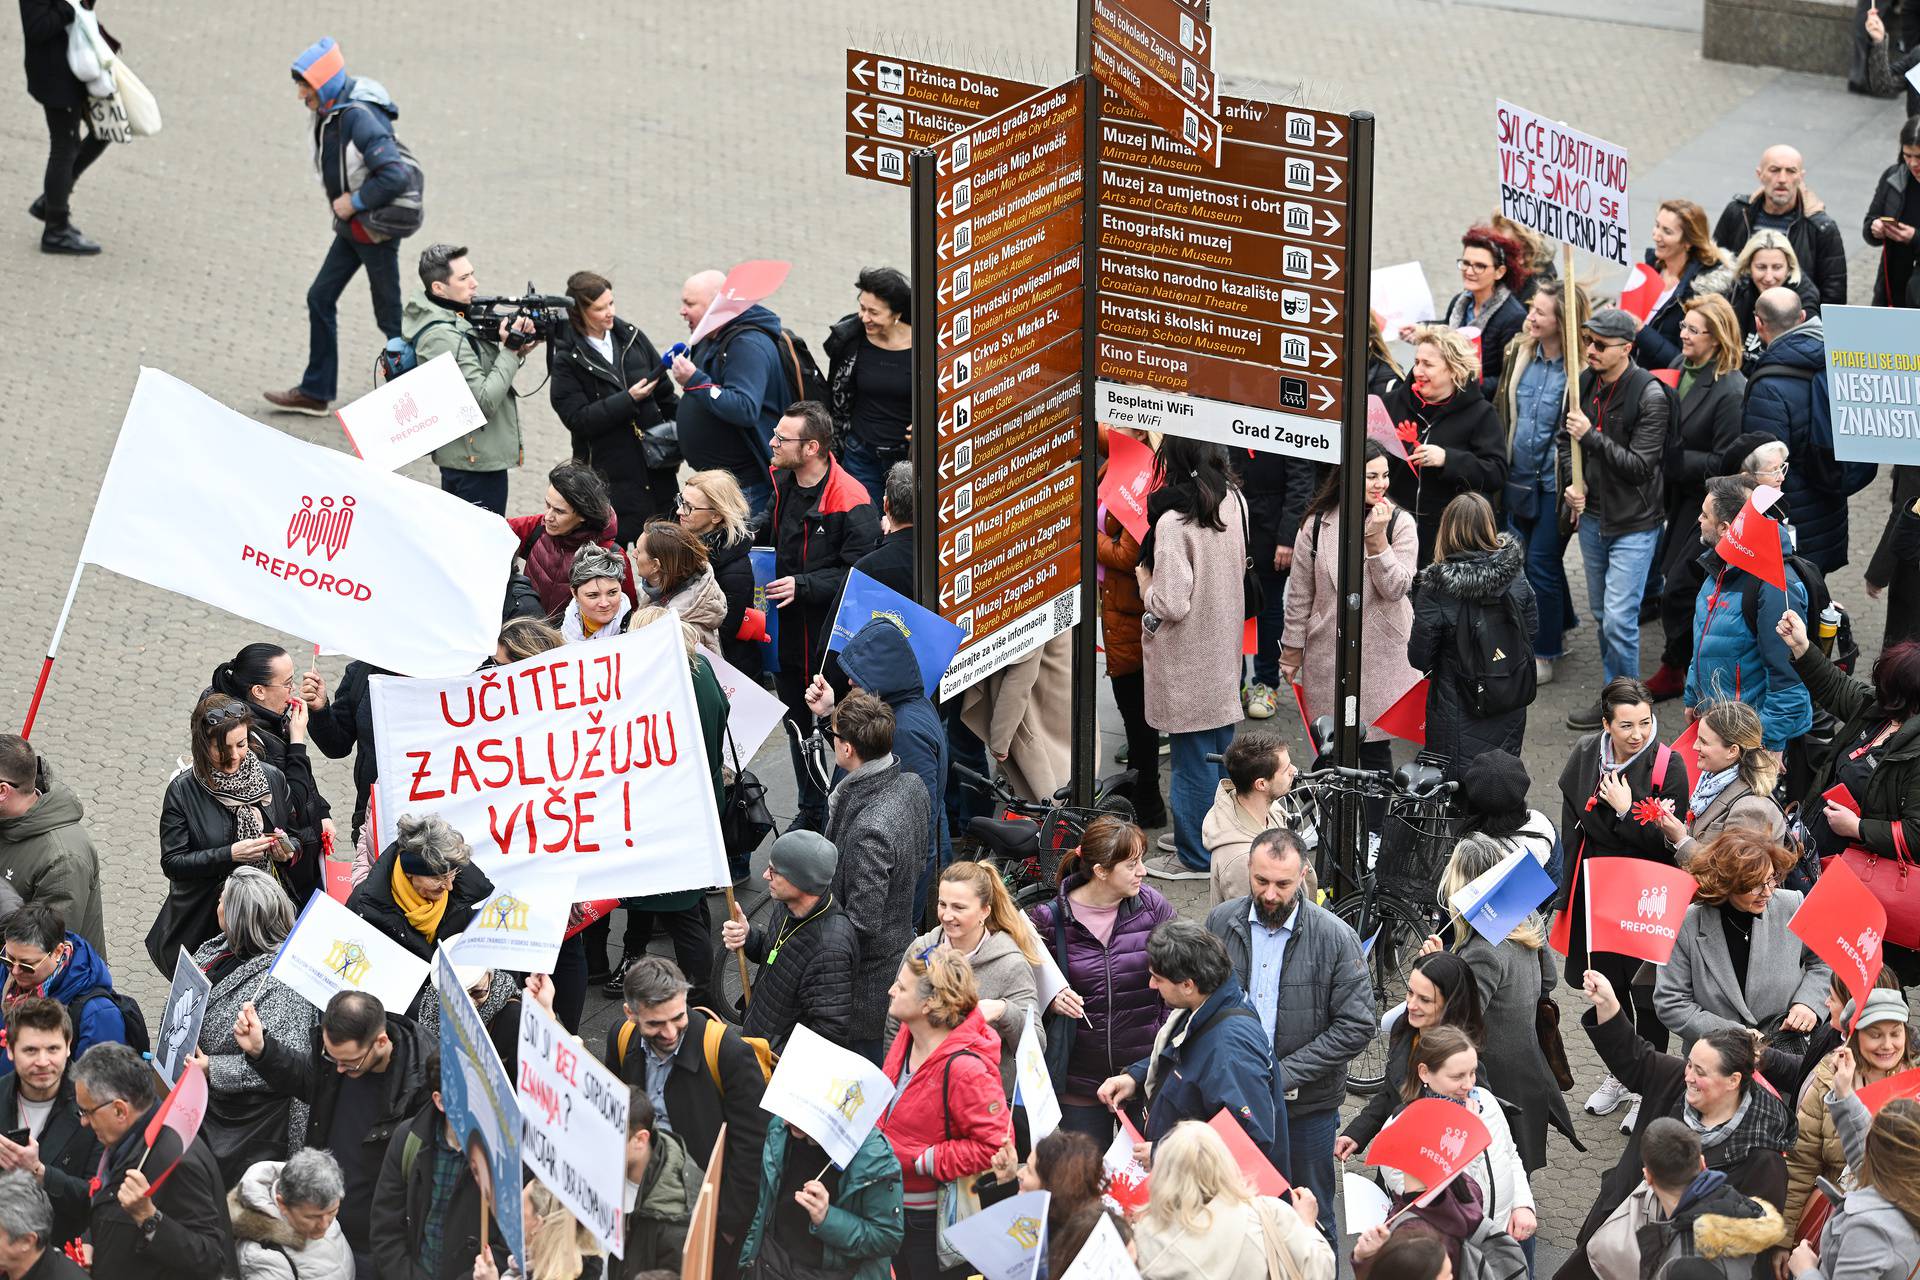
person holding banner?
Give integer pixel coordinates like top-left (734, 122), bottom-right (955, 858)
top-left (148, 693), bottom-right (298, 971)
top-left (190, 866), bottom-right (315, 1183)
top-left (674, 468), bottom-right (765, 677)
top-left (1434, 225), bottom-right (1531, 397)
top-left (1132, 1120), bottom-right (1332, 1280)
top-left (1784, 987), bottom-right (1918, 1228)
top-left (346, 813), bottom-right (496, 965)
top-left (73, 1042), bottom-right (239, 1280)
top-left (558, 546), bottom-right (635, 644)
top-left (549, 271), bottom-right (682, 546)
top-left (1626, 201), bottom-right (1736, 374)
top-left (1383, 327), bottom-right (1511, 569)
top-left (1784, 1053), bottom-right (1920, 1280)
top-left (1563, 969), bottom-right (1795, 1280)
top-left (739, 1113), bottom-right (904, 1280)
top-left (507, 463), bottom-right (637, 618)
top-left (630, 519), bottom-right (728, 652)
top-left (1777, 612), bottom-right (1920, 876)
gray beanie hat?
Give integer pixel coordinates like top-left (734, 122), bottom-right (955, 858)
top-left (1856, 988), bottom-right (1912, 1031)
top-left (769, 829), bottom-right (839, 896)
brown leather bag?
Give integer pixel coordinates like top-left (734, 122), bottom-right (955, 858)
top-left (1536, 995), bottom-right (1575, 1092)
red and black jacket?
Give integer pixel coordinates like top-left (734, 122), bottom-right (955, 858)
top-left (769, 457), bottom-right (880, 672)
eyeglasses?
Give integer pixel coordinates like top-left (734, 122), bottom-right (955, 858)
top-left (1678, 323), bottom-right (1708, 337)
top-left (675, 496), bottom-right (714, 515)
top-left (1584, 336), bottom-right (1627, 350)
top-left (1456, 258), bottom-right (1496, 273)
top-left (321, 1040), bottom-right (376, 1071)
top-left (1, 953), bottom-right (48, 975)
top-left (770, 432), bottom-right (804, 446)
top-left (75, 1098), bottom-right (119, 1121)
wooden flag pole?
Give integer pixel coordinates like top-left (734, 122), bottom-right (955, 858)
top-left (1564, 242), bottom-right (1585, 500)
top-left (725, 886), bottom-right (754, 1007)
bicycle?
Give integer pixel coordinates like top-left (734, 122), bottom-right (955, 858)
top-left (952, 762), bottom-right (1138, 911)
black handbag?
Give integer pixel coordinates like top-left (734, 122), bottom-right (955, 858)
top-left (640, 420), bottom-right (682, 471)
top-left (1041, 890), bottom-right (1078, 1083)
top-left (1234, 490), bottom-right (1263, 621)
top-left (203, 1088), bottom-right (292, 1187)
top-left (719, 728), bottom-right (774, 878)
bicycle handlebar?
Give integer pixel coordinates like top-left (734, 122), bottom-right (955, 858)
top-left (1293, 764), bottom-right (1458, 800)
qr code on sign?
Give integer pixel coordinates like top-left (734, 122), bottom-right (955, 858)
top-left (1052, 592), bottom-right (1077, 633)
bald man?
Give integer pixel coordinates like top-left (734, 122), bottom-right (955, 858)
top-left (1711, 145), bottom-right (1847, 306)
top-left (667, 268), bottom-right (794, 520)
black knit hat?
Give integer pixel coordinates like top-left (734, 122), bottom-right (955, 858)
top-left (1458, 750), bottom-right (1531, 821)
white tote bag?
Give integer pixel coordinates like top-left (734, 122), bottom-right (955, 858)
top-left (111, 59), bottom-right (160, 136)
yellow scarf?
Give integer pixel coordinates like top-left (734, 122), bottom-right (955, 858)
top-left (391, 859), bottom-right (450, 942)
top-left (582, 615), bottom-right (604, 638)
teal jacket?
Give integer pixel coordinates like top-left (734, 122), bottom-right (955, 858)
top-left (738, 1118), bottom-right (903, 1280)
top-left (404, 289), bottom-right (525, 473)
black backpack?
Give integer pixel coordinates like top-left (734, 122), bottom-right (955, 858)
top-left (1454, 591), bottom-right (1536, 718)
top-left (712, 318), bottom-right (831, 407)
top-left (75, 986), bottom-right (150, 1055)
top-left (1738, 552), bottom-right (1828, 639)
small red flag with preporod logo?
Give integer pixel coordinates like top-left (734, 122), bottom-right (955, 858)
top-left (1584, 858), bottom-right (1697, 967)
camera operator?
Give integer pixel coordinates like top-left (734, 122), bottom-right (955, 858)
top-left (404, 242), bottom-right (538, 516)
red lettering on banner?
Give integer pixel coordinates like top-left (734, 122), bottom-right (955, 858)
top-left (406, 751), bottom-right (445, 801)
top-left (440, 689), bottom-right (477, 728)
top-left (450, 748), bottom-right (480, 795)
top-left (552, 662), bottom-right (575, 710)
top-left (475, 739), bottom-right (513, 789)
top-left (488, 801), bottom-right (526, 855)
top-left (554, 1042), bottom-right (581, 1087)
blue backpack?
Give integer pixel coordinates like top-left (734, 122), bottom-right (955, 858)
top-left (374, 317), bottom-right (473, 383)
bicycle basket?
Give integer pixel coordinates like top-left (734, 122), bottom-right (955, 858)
top-left (1373, 794), bottom-right (1462, 897)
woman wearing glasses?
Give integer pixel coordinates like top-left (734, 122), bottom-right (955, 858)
top-left (206, 643), bottom-right (330, 905)
top-left (147, 694), bottom-right (296, 972)
top-left (675, 468), bottom-right (766, 678)
top-left (1430, 224), bottom-right (1530, 396)
top-left (346, 812), bottom-right (495, 969)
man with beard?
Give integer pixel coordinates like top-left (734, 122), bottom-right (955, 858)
top-left (0, 999), bottom-right (99, 1249)
top-left (1204, 830), bottom-right (1372, 1243)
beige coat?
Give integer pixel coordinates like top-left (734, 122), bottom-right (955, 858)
top-left (960, 630), bottom-right (1073, 803)
top-left (1141, 496), bottom-right (1247, 734)
top-left (1282, 506), bottom-right (1419, 745)
top-left (652, 567), bottom-right (729, 653)
top-left (1137, 1196), bottom-right (1336, 1280)
top-left (1204, 780), bottom-right (1286, 906)
top-left (1785, 1046), bottom-right (1920, 1228)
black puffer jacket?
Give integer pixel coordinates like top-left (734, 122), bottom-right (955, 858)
top-left (736, 894), bottom-right (859, 1050)
top-left (1383, 380), bottom-right (1510, 566)
top-left (1408, 535), bottom-right (1538, 779)
top-left (704, 530), bottom-right (762, 677)
top-left (346, 839), bottom-right (496, 960)
top-left (148, 764), bottom-right (295, 973)
top-left (1712, 191), bottom-right (1848, 307)
top-left (1558, 364), bottom-right (1672, 537)
top-left (306, 659), bottom-right (387, 841)
top-left (548, 318), bottom-right (681, 544)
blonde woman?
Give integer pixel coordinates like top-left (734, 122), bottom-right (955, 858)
top-left (674, 467), bottom-right (765, 677)
top-left (1784, 986), bottom-right (1920, 1229)
top-left (889, 860), bottom-right (1043, 1094)
top-left (1383, 325), bottom-right (1510, 567)
top-left (471, 1181), bottom-right (606, 1279)
top-left (1133, 1121), bottom-right (1333, 1280)
top-left (1652, 701), bottom-right (1785, 863)
top-left (1731, 229), bottom-right (1821, 362)
top-left (1421, 833), bottom-right (1574, 1173)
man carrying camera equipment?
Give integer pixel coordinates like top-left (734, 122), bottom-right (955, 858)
top-left (265, 37), bottom-right (421, 416)
top-left (403, 243), bottom-right (543, 516)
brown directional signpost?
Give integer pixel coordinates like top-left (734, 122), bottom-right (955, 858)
top-left (845, 50), bottom-right (1038, 188)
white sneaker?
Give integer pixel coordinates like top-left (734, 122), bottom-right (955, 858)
top-left (1535, 657), bottom-right (1557, 685)
top-left (1620, 1096), bottom-right (1642, 1134)
top-left (1156, 832), bottom-right (1177, 853)
top-left (1143, 852), bottom-right (1207, 881)
top-left (1584, 1072), bottom-right (1631, 1116)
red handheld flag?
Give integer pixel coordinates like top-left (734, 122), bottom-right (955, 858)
top-left (1650, 368), bottom-right (1680, 389)
top-left (142, 1060), bottom-right (208, 1194)
top-left (1671, 721), bottom-right (1701, 792)
top-left (1373, 679), bottom-right (1429, 746)
top-left (1717, 499), bottom-right (1788, 592)
top-left (1584, 858), bottom-right (1697, 966)
top-left (1857, 1065), bottom-right (1920, 1115)
top-left (1098, 429), bottom-right (1156, 543)
top-left (1291, 682), bottom-right (1315, 747)
top-left (1208, 1108), bottom-right (1289, 1196)
top-left (1363, 1097), bottom-right (1491, 1205)
top-left (1789, 859), bottom-right (1886, 1031)
top-left (565, 899), bottom-right (621, 940)
top-left (323, 858), bottom-right (354, 904)
top-left (1619, 263), bottom-right (1665, 322)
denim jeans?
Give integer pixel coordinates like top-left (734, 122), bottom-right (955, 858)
top-left (439, 467), bottom-right (509, 517)
top-left (838, 434), bottom-right (901, 507)
top-left (1288, 1107), bottom-right (1340, 1244)
top-left (1253, 559), bottom-right (1291, 688)
top-left (1169, 725), bottom-right (1233, 869)
top-left (1577, 521), bottom-right (1661, 683)
top-left (299, 232), bottom-right (402, 402)
top-left (1509, 511), bottom-right (1578, 661)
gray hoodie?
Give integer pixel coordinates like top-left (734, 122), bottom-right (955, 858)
top-left (0, 762), bottom-right (104, 954)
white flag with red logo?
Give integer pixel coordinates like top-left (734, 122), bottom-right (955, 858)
top-left (79, 369), bottom-right (516, 677)
top-left (335, 352), bottom-right (487, 471)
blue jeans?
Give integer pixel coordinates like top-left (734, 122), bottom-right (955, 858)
top-left (1288, 1106), bottom-right (1340, 1245)
top-left (737, 474), bottom-right (773, 525)
top-left (1577, 521), bottom-right (1661, 683)
top-left (439, 467), bottom-right (509, 517)
top-left (1169, 725), bottom-right (1233, 869)
top-left (838, 435), bottom-right (900, 508)
top-left (299, 232), bottom-right (402, 402)
top-left (1253, 559), bottom-right (1290, 688)
top-left (1509, 511), bottom-right (1577, 661)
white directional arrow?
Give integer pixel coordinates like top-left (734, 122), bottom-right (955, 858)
top-left (1313, 298), bottom-right (1339, 326)
top-left (937, 278), bottom-right (953, 305)
top-left (1314, 342), bottom-right (1337, 369)
top-left (937, 367), bottom-right (952, 394)
top-left (1315, 254), bottom-right (1340, 282)
top-left (938, 233), bottom-right (954, 259)
top-left (1319, 166), bottom-right (1343, 194)
top-left (1316, 209), bottom-right (1341, 238)
top-left (938, 193), bottom-right (951, 217)
top-left (1192, 26), bottom-right (1208, 53)
top-left (1311, 387), bottom-right (1335, 412)
top-left (937, 150), bottom-right (951, 176)
top-left (1318, 118), bottom-right (1343, 148)
top-left (851, 145), bottom-right (873, 172)
top-left (939, 452), bottom-right (956, 479)
top-left (852, 102), bottom-right (872, 129)
top-left (940, 538), bottom-right (958, 565)
top-left (940, 494), bottom-right (955, 523)
top-left (940, 581), bottom-right (954, 608)
top-left (937, 321), bottom-right (952, 347)
top-left (852, 58), bottom-right (873, 87)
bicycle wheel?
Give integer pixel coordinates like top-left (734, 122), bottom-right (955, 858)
top-left (709, 885), bottom-right (782, 1022)
top-left (1331, 891), bottom-right (1435, 1095)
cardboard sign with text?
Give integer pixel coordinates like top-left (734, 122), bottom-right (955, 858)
top-left (1495, 100), bottom-right (1630, 265)
top-left (519, 997), bottom-right (628, 1257)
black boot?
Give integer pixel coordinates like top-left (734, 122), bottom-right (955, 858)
top-left (41, 224), bottom-right (101, 255)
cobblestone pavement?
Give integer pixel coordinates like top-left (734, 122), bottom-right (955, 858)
top-left (2, 0), bottom-right (1906, 1260)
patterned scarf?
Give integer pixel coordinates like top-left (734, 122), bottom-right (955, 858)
top-left (202, 753), bottom-right (271, 841)
top-left (1687, 766), bottom-right (1739, 825)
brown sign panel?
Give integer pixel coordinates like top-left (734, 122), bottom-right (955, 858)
top-left (1105, 90), bottom-right (1349, 157)
top-left (844, 136), bottom-right (911, 186)
top-left (937, 378), bottom-right (1081, 487)
top-left (1096, 207), bottom-right (1344, 286)
top-left (936, 164), bottom-right (1085, 265)
top-left (1096, 293), bottom-right (1342, 376)
top-left (940, 503), bottom-right (1081, 608)
top-left (936, 203), bottom-right (1084, 316)
top-left (1097, 252), bottom-right (1340, 332)
top-left (845, 92), bottom-right (984, 150)
top-left (939, 248), bottom-right (1082, 352)
top-left (1097, 335), bottom-right (1344, 422)
top-left (937, 119), bottom-right (1083, 223)
top-left (936, 80), bottom-right (1085, 191)
top-left (939, 422), bottom-right (1082, 524)
top-left (938, 289), bottom-right (1084, 400)
top-left (1098, 113), bottom-right (1345, 198)
top-left (938, 331), bottom-right (1083, 438)
top-left (943, 545), bottom-right (1081, 634)
top-left (1096, 165), bottom-right (1345, 245)
top-left (1089, 25), bottom-right (1218, 164)
top-left (1089, 0), bottom-right (1214, 112)
top-left (936, 465), bottom-right (1083, 575)
top-left (845, 49), bottom-right (1040, 117)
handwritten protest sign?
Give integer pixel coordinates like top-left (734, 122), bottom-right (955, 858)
top-left (437, 945), bottom-right (525, 1267)
top-left (519, 998), bottom-right (628, 1257)
top-left (369, 623), bottom-right (729, 900)
top-left (1495, 100), bottom-right (1630, 265)
top-left (336, 352), bottom-right (486, 471)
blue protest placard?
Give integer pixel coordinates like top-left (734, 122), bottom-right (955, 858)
top-left (749, 546), bottom-right (780, 673)
top-left (436, 945), bottom-right (525, 1267)
top-left (1448, 849), bottom-right (1557, 946)
top-left (1821, 304), bottom-right (1920, 465)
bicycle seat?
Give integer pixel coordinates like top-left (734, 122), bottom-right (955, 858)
top-left (968, 815), bottom-right (1040, 854)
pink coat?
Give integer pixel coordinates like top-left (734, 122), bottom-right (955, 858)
top-left (1141, 496), bottom-right (1247, 734)
top-left (1281, 506), bottom-right (1419, 745)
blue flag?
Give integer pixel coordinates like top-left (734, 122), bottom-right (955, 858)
top-left (748, 547), bottom-right (780, 673)
top-left (1448, 849), bottom-right (1557, 946)
top-left (827, 568), bottom-right (966, 696)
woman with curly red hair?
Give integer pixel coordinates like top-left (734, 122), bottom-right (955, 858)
top-left (1437, 224), bottom-right (1530, 395)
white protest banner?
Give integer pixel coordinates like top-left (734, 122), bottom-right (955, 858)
top-left (518, 997), bottom-right (628, 1257)
top-left (79, 369), bottom-right (516, 678)
top-left (269, 890), bottom-right (430, 1015)
top-left (944, 1188), bottom-right (1048, 1280)
top-left (1013, 1003), bottom-right (1061, 1141)
top-left (154, 948), bottom-right (213, 1087)
top-left (698, 645), bottom-right (786, 760)
top-left (759, 1024), bottom-right (894, 1168)
top-left (437, 945), bottom-right (525, 1267)
top-left (1370, 261), bottom-right (1436, 342)
top-left (368, 622), bottom-right (730, 900)
top-left (1343, 1171), bottom-right (1394, 1235)
top-left (445, 874), bottom-right (576, 974)
top-left (336, 352), bottom-right (487, 471)
top-left (1495, 100), bottom-right (1631, 265)
top-left (1059, 1211), bottom-right (1141, 1280)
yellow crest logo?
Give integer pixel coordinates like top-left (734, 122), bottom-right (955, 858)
top-left (484, 894), bottom-right (530, 932)
top-left (1007, 1215), bottom-right (1042, 1249)
top-left (877, 610), bottom-right (913, 640)
top-left (829, 1079), bottom-right (864, 1120)
top-left (325, 940), bottom-right (370, 986)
